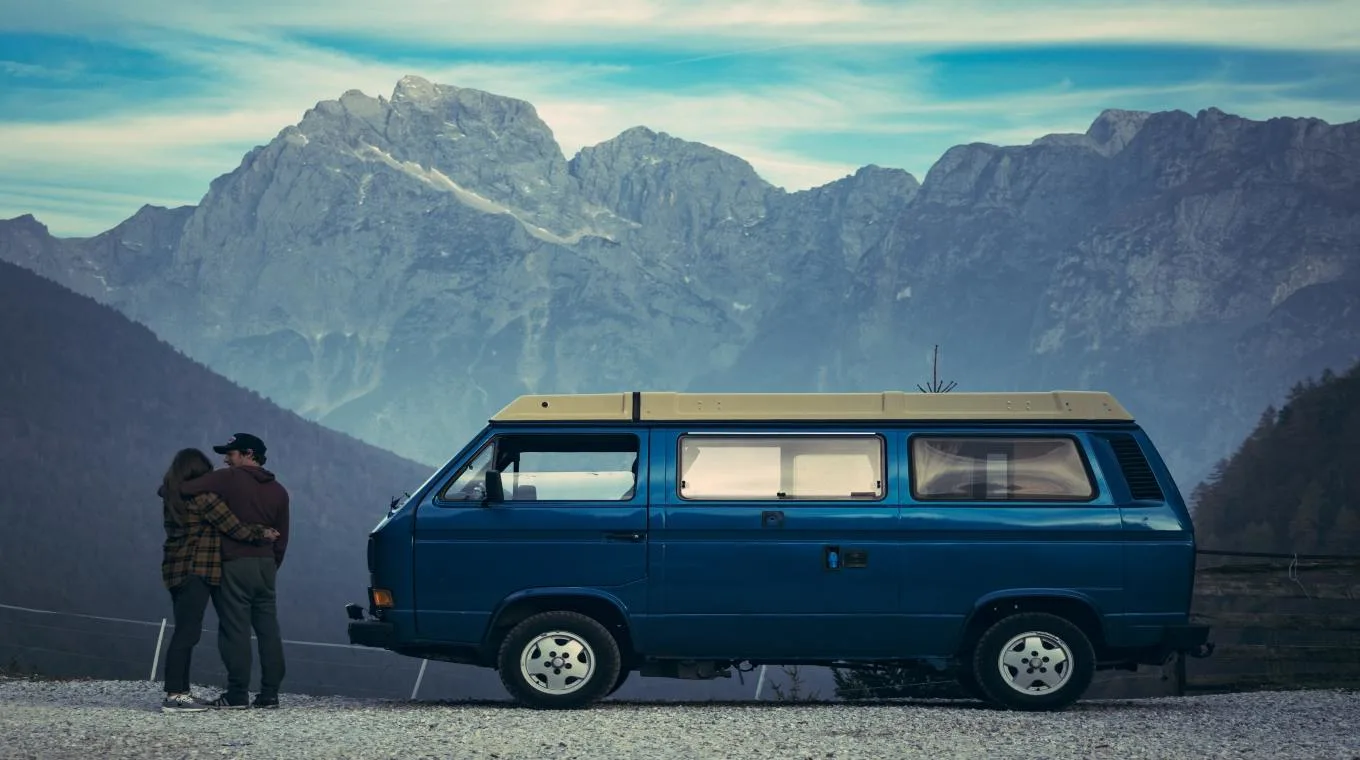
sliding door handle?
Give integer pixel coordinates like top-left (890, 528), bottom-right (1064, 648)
top-left (604, 531), bottom-right (645, 542)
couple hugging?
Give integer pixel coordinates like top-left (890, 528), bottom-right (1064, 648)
top-left (157, 433), bottom-right (290, 713)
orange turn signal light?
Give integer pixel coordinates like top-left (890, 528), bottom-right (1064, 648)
top-left (370, 588), bottom-right (394, 608)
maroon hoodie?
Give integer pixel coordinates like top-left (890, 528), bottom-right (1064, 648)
top-left (180, 465), bottom-right (290, 567)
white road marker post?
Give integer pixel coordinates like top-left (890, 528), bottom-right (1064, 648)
top-left (754, 664), bottom-right (768, 700)
top-left (411, 659), bottom-right (429, 700)
top-left (149, 618), bottom-right (167, 681)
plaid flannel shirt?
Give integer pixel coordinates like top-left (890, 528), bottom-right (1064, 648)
top-left (162, 491), bottom-right (272, 590)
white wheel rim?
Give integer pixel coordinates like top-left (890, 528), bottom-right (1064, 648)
top-left (996, 630), bottom-right (1074, 695)
top-left (519, 630), bottom-right (596, 695)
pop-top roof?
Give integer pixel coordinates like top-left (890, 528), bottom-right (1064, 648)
top-left (490, 391), bottom-right (1133, 423)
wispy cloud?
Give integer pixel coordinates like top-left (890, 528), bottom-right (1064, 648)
top-left (0, 60), bottom-right (81, 79)
top-left (1, 1), bottom-right (1358, 236)
top-left (9, 0), bottom-right (1360, 50)
top-left (0, 179), bottom-right (194, 240)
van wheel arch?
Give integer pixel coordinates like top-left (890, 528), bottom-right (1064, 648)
top-left (485, 595), bottom-right (637, 667)
top-left (957, 595), bottom-right (1105, 662)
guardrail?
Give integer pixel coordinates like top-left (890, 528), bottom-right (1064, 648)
top-left (1178, 548), bottom-right (1360, 696)
top-left (5, 546), bottom-right (1357, 702)
top-left (0, 601), bottom-right (442, 699)
top-left (0, 602), bottom-right (771, 702)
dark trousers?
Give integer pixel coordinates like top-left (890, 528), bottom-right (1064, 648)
top-left (211, 557), bottom-right (287, 702)
top-left (164, 575), bottom-right (212, 694)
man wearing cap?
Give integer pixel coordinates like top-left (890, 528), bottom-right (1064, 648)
top-left (178, 432), bottom-right (290, 709)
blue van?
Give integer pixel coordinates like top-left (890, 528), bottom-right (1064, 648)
top-left (346, 390), bottom-right (1212, 711)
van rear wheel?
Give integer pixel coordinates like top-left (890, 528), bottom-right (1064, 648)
top-left (971, 612), bottom-right (1095, 711)
top-left (496, 610), bottom-right (622, 709)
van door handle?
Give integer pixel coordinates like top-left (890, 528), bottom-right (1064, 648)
top-left (761, 510), bottom-right (784, 528)
top-left (605, 532), bottom-right (645, 542)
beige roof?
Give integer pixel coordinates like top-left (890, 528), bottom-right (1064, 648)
top-left (491, 391), bottom-right (1133, 422)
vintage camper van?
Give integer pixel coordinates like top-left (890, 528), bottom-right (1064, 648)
top-left (346, 390), bottom-right (1211, 710)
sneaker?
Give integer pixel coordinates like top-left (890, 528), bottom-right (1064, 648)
top-left (161, 693), bottom-right (209, 713)
top-left (252, 695), bottom-right (279, 709)
top-left (199, 694), bottom-right (249, 710)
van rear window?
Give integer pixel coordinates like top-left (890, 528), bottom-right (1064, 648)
top-left (910, 436), bottom-right (1095, 501)
top-left (678, 434), bottom-right (885, 501)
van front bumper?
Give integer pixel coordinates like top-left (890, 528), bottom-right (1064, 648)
top-left (348, 620), bottom-right (396, 649)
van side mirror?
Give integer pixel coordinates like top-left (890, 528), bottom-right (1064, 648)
top-left (484, 470), bottom-right (504, 505)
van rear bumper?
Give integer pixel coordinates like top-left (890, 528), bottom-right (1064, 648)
top-left (1161, 624), bottom-right (1211, 651)
top-left (1146, 623), bottom-right (1214, 663)
top-left (1105, 623), bottom-right (1214, 667)
top-left (348, 620), bottom-right (396, 649)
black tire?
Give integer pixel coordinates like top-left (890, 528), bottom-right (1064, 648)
top-left (496, 611), bottom-right (622, 709)
top-left (607, 669), bottom-right (630, 697)
top-left (970, 612), bottom-right (1095, 711)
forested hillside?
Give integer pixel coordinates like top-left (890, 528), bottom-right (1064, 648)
top-left (0, 259), bottom-right (435, 641)
top-left (1191, 361), bottom-right (1360, 555)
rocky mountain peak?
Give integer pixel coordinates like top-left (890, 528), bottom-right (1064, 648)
top-left (613, 125), bottom-right (659, 142)
top-left (1196, 106), bottom-right (1231, 123)
top-left (209, 76), bottom-right (585, 247)
top-left (569, 125), bottom-right (774, 227)
top-left (914, 142), bottom-right (1004, 205)
top-left (390, 74), bottom-right (447, 105)
top-left (578, 125), bottom-right (770, 181)
top-left (388, 75), bottom-right (551, 136)
top-left (1, 213), bottom-right (47, 236)
top-left (1086, 108), bottom-right (1153, 156)
top-left (844, 164), bottom-right (920, 192)
top-left (793, 164), bottom-right (920, 214)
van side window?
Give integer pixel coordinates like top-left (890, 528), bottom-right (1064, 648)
top-left (678, 435), bottom-right (884, 501)
top-left (495, 433), bottom-right (639, 502)
top-left (911, 436), bottom-right (1095, 501)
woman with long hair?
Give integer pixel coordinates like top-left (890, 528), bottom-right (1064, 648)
top-left (158, 447), bottom-right (278, 712)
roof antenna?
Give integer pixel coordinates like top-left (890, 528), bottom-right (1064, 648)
top-left (917, 344), bottom-right (957, 393)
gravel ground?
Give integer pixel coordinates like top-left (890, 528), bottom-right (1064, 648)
top-left (1, 677), bottom-right (1357, 759)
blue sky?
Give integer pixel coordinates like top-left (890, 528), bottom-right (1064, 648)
top-left (1, 0), bottom-right (1358, 236)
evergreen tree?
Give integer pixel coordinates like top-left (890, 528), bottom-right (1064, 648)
top-left (1288, 480), bottom-right (1327, 552)
top-left (1329, 507), bottom-right (1360, 554)
top-left (1192, 360), bottom-right (1360, 557)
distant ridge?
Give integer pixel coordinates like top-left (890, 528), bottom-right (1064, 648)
top-left (0, 258), bottom-right (433, 642)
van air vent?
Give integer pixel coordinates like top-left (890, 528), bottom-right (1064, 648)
top-left (1108, 434), bottom-right (1164, 501)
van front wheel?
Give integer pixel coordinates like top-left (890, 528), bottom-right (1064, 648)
top-left (971, 612), bottom-right (1095, 711)
top-left (496, 611), bottom-right (622, 709)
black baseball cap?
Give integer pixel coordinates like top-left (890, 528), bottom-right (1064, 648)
top-left (212, 433), bottom-right (267, 456)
